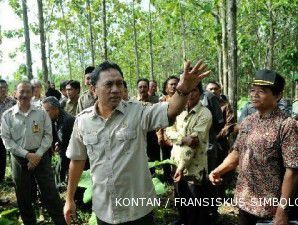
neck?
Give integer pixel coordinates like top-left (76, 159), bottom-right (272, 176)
top-left (139, 94), bottom-right (149, 101)
top-left (97, 102), bottom-right (114, 119)
top-left (148, 91), bottom-right (154, 96)
top-left (18, 103), bottom-right (31, 113)
top-left (258, 105), bottom-right (277, 117)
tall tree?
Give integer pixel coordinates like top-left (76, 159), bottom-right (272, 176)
top-left (102, 0), bottom-right (108, 60)
top-left (227, 0), bottom-right (237, 111)
top-left (37, 0), bottom-right (48, 84)
top-left (21, 0), bottom-right (33, 80)
top-left (132, 0), bottom-right (140, 79)
top-left (179, 1), bottom-right (187, 60)
top-left (148, 0), bottom-right (154, 80)
top-left (86, 0), bottom-right (95, 66)
top-left (221, 0), bottom-right (228, 95)
top-left (266, 1), bottom-right (275, 69)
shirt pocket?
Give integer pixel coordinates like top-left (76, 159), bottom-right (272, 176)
top-left (83, 134), bottom-right (102, 161)
top-left (115, 128), bottom-right (137, 154)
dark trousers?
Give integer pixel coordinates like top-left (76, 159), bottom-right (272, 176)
top-left (0, 138), bottom-right (6, 182)
top-left (56, 151), bottom-right (70, 184)
top-left (238, 210), bottom-right (271, 225)
top-left (10, 152), bottom-right (66, 225)
top-left (174, 179), bottom-right (211, 225)
top-left (161, 145), bottom-right (172, 182)
top-left (97, 211), bottom-right (155, 225)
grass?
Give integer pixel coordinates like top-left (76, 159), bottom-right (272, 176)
top-left (0, 155), bottom-right (239, 225)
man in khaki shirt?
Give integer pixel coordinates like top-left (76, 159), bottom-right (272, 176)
top-left (166, 82), bottom-right (212, 225)
top-left (1, 81), bottom-right (66, 225)
top-left (64, 60), bottom-right (210, 225)
top-left (76, 66), bottom-right (97, 114)
top-left (64, 80), bottom-right (80, 117)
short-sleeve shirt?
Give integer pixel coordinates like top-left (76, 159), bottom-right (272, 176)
top-left (76, 90), bottom-right (97, 114)
top-left (233, 108), bottom-right (298, 217)
top-left (66, 100), bottom-right (169, 224)
top-left (64, 99), bottom-right (78, 117)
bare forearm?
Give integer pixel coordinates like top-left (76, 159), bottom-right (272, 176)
top-left (280, 168), bottom-right (298, 202)
top-left (167, 92), bottom-right (188, 120)
top-left (66, 160), bottom-right (86, 201)
top-left (214, 150), bottom-right (239, 175)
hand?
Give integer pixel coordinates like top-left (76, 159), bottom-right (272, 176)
top-left (274, 207), bottom-right (288, 225)
top-left (27, 162), bottom-right (36, 171)
top-left (64, 199), bottom-right (76, 225)
top-left (26, 153), bottom-right (42, 167)
top-left (209, 170), bottom-right (223, 185)
top-left (181, 136), bottom-right (199, 148)
top-left (173, 169), bottom-right (183, 182)
top-left (176, 60), bottom-right (210, 95)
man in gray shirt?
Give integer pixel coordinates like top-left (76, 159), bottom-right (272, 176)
top-left (64, 60), bottom-right (210, 225)
top-left (1, 81), bottom-right (66, 225)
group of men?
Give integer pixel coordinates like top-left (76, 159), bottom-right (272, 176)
top-left (0, 59), bottom-right (297, 225)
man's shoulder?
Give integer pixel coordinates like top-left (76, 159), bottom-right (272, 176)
top-left (2, 105), bottom-right (16, 117)
top-left (76, 106), bottom-right (94, 119)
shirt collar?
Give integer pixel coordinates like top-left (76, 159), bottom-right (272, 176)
top-left (91, 100), bottom-right (126, 119)
top-left (188, 101), bottom-right (202, 114)
top-left (256, 106), bottom-right (280, 119)
top-left (12, 103), bottom-right (37, 115)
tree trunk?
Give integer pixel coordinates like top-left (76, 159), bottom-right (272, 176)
top-left (132, 0), bottom-right (140, 80)
top-left (179, 2), bottom-right (187, 60)
top-left (59, 1), bottom-right (72, 79)
top-left (47, 39), bottom-right (52, 82)
top-left (227, 0), bottom-right (237, 112)
top-left (87, 0), bottom-right (95, 66)
top-left (149, 0), bottom-right (154, 80)
top-left (37, 0), bottom-right (48, 84)
top-left (221, 0), bottom-right (228, 95)
top-left (266, 1), bottom-right (275, 69)
top-left (21, 0), bottom-right (33, 80)
top-left (215, 6), bottom-right (223, 85)
top-left (102, 0), bottom-right (108, 60)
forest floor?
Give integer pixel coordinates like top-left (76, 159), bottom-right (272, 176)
top-left (0, 159), bottom-right (239, 225)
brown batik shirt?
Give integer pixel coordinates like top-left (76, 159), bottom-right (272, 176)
top-left (233, 108), bottom-right (298, 217)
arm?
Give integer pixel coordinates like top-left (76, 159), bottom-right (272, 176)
top-left (167, 60), bottom-right (210, 121)
top-left (217, 103), bottom-right (236, 139)
top-left (1, 115), bottom-right (28, 158)
top-left (274, 168), bottom-right (298, 225)
top-left (64, 160), bottom-right (86, 225)
top-left (209, 150), bottom-right (239, 185)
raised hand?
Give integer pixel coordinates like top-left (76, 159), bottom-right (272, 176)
top-left (176, 60), bottom-right (210, 95)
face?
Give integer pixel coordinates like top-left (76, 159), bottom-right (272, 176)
top-left (95, 69), bottom-right (124, 110)
top-left (138, 81), bottom-right (149, 98)
top-left (166, 78), bottom-right (178, 96)
top-left (66, 84), bottom-right (79, 100)
top-left (187, 88), bottom-right (201, 109)
top-left (85, 73), bottom-right (92, 87)
top-left (250, 85), bottom-right (279, 111)
top-left (32, 84), bottom-right (42, 97)
top-left (61, 89), bottom-right (67, 98)
top-left (206, 83), bottom-right (221, 97)
top-left (43, 102), bottom-right (59, 120)
top-left (0, 83), bottom-right (8, 99)
top-left (149, 81), bottom-right (157, 94)
top-left (16, 83), bottom-right (33, 106)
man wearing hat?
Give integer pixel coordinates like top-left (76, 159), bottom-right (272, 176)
top-left (209, 69), bottom-right (298, 225)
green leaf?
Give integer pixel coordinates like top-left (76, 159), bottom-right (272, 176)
top-left (83, 186), bottom-right (93, 203)
top-left (0, 208), bottom-right (19, 219)
top-left (78, 170), bottom-right (92, 188)
top-left (0, 217), bottom-right (15, 225)
top-left (88, 212), bottom-right (98, 225)
top-left (152, 177), bottom-right (167, 195)
top-left (148, 159), bottom-right (176, 169)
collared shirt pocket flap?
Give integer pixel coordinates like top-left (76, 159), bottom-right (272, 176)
top-left (115, 129), bottom-right (136, 141)
top-left (83, 135), bottom-right (99, 145)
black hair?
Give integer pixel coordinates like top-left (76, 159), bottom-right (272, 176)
top-left (123, 80), bottom-right (128, 89)
top-left (137, 78), bottom-right (149, 87)
top-left (149, 80), bottom-right (157, 84)
top-left (162, 76), bottom-right (179, 95)
top-left (66, 80), bottom-right (81, 90)
top-left (91, 61), bottom-right (124, 86)
top-left (0, 79), bottom-right (7, 86)
top-left (269, 73), bottom-right (285, 96)
top-left (85, 66), bottom-right (95, 75)
top-left (207, 80), bottom-right (221, 88)
top-left (60, 80), bottom-right (68, 91)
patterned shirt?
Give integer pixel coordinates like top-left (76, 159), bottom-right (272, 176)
top-left (66, 100), bottom-right (169, 224)
top-left (233, 108), bottom-right (298, 217)
top-left (0, 96), bottom-right (16, 127)
top-left (166, 102), bottom-right (212, 182)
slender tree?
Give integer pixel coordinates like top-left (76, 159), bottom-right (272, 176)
top-left (266, 1), bottom-right (275, 69)
top-left (221, 0), bottom-right (228, 95)
top-left (179, 1), bottom-right (187, 60)
top-left (87, 0), bottom-right (95, 65)
top-left (102, 0), bottom-right (108, 60)
top-left (148, 0), bottom-right (154, 80)
top-left (21, 0), bottom-right (33, 80)
top-left (132, 0), bottom-right (140, 79)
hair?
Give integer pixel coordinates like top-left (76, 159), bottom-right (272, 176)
top-left (85, 66), bottom-right (95, 75)
top-left (42, 96), bottom-right (61, 109)
top-left (16, 80), bottom-right (32, 90)
top-left (207, 80), bottom-right (221, 88)
top-left (123, 80), bottom-right (128, 89)
top-left (66, 80), bottom-right (81, 90)
top-left (60, 80), bottom-right (68, 91)
top-left (0, 79), bottom-right (8, 86)
top-left (269, 73), bottom-right (285, 96)
top-left (30, 79), bottom-right (42, 87)
top-left (162, 76), bottom-right (179, 95)
top-left (149, 80), bottom-right (157, 84)
top-left (91, 61), bottom-right (124, 86)
top-left (137, 78), bottom-right (149, 87)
